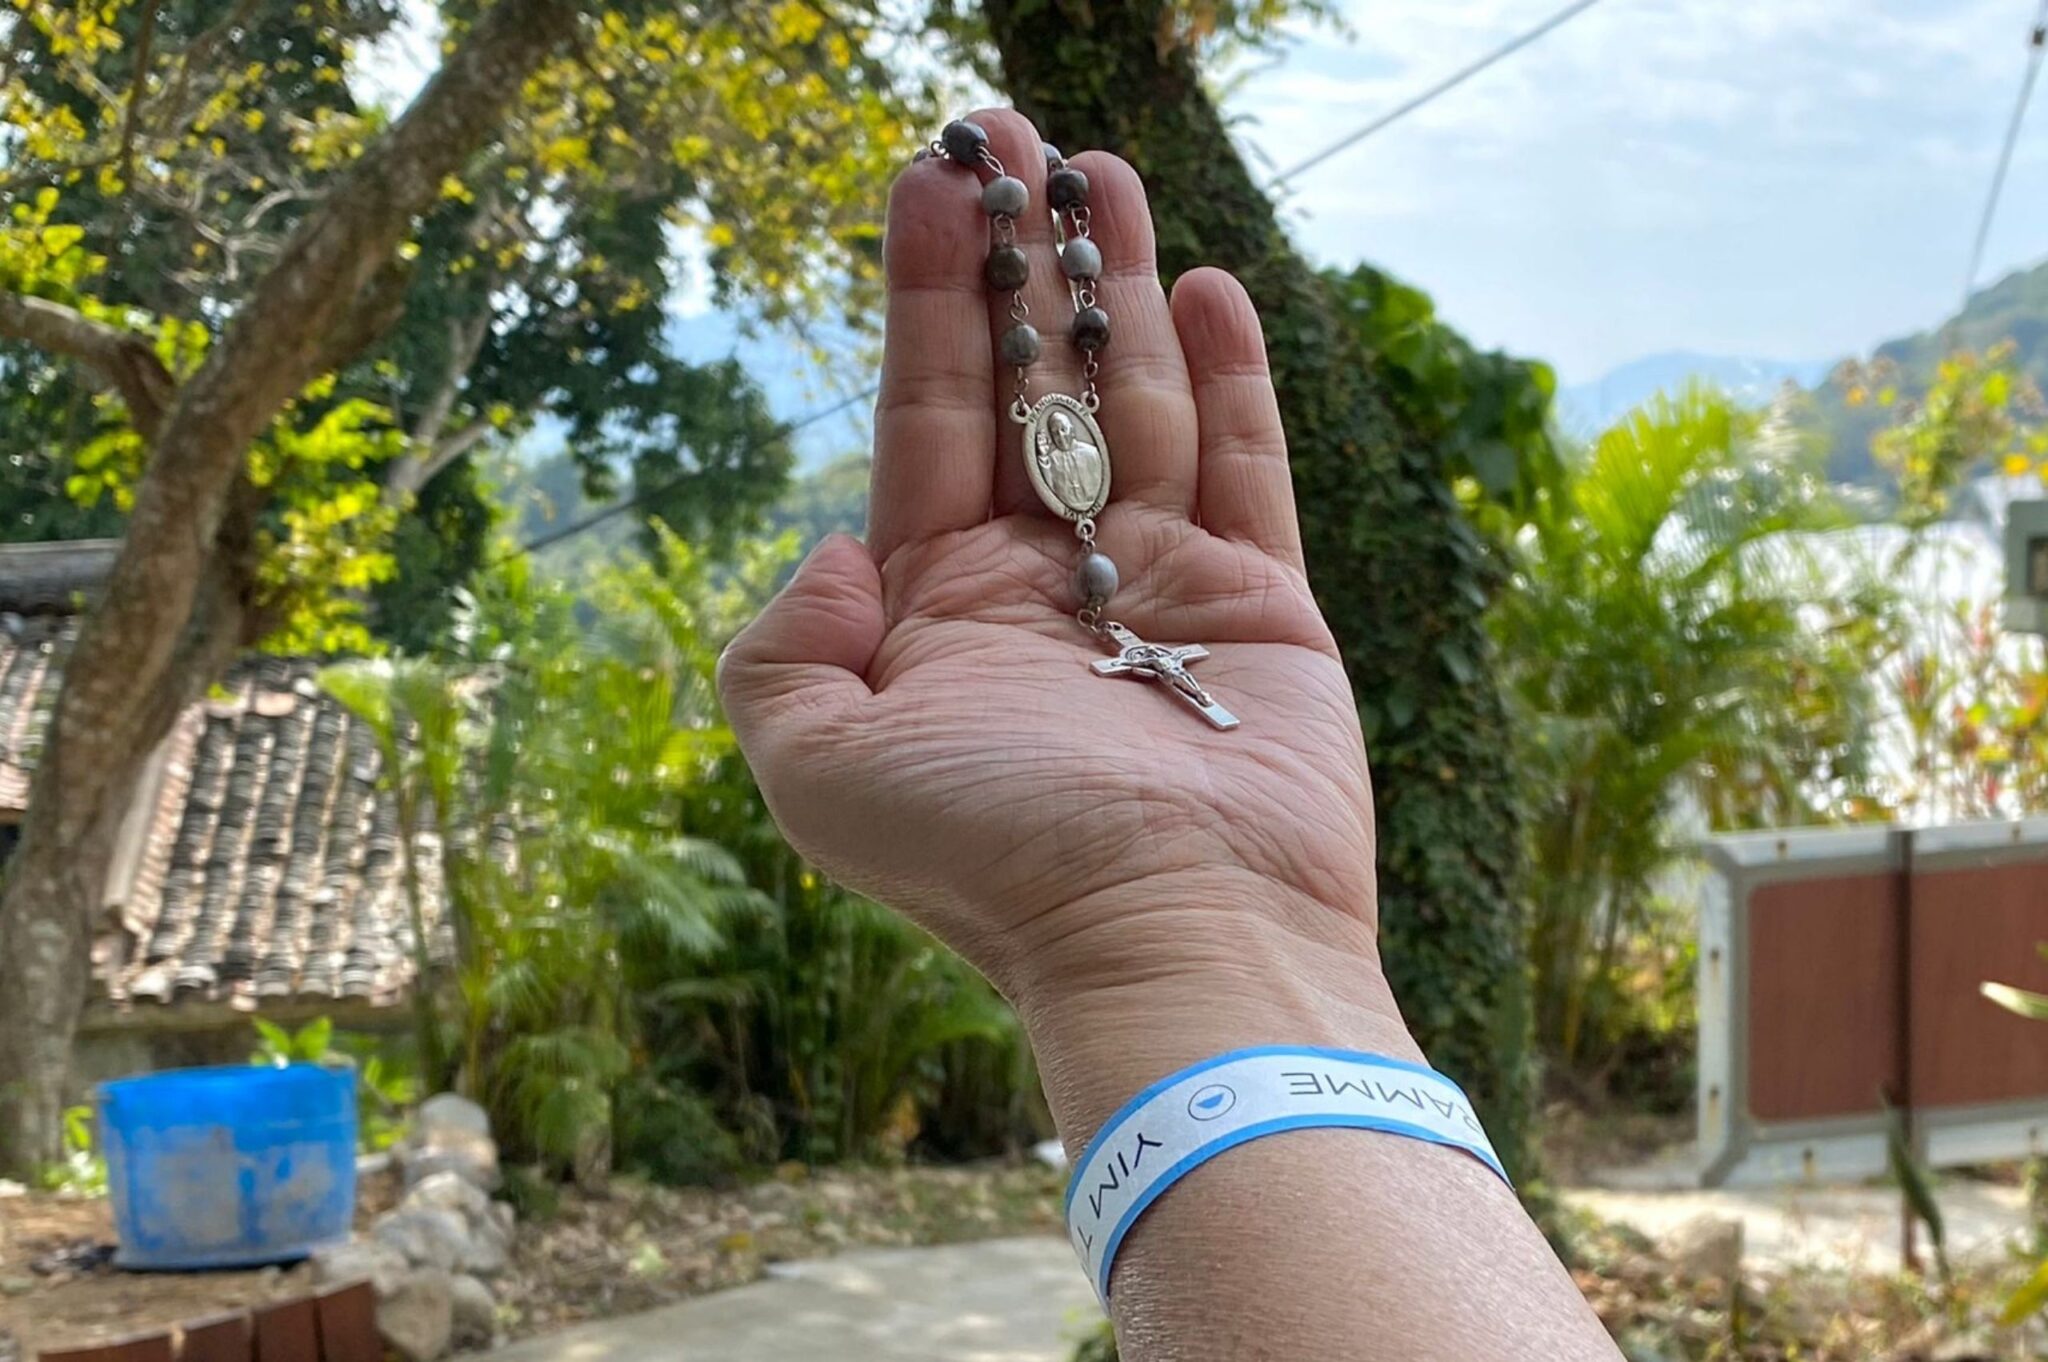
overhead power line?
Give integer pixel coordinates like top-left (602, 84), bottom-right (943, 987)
top-left (1963, 0), bottom-right (2048, 310)
top-left (498, 388), bottom-right (873, 564)
top-left (509, 2), bottom-right (1617, 563)
top-left (1265, 0), bottom-right (1613, 190)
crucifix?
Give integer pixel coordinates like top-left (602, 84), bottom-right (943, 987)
top-left (1090, 622), bottom-right (1240, 730)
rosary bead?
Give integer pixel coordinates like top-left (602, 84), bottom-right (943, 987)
top-left (1071, 306), bottom-right (1111, 352)
top-left (940, 119), bottom-right (989, 164)
top-left (1075, 551), bottom-right (1120, 606)
top-left (985, 245), bottom-right (1030, 291)
top-left (1060, 237), bottom-right (1102, 280)
top-left (981, 175), bottom-right (1029, 217)
top-left (913, 147), bottom-right (932, 162)
top-left (1047, 166), bottom-right (1090, 211)
top-left (999, 323), bottom-right (1042, 367)
top-left (1043, 142), bottom-right (1065, 170)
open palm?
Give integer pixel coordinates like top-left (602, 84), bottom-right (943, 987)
top-left (719, 109), bottom-right (1380, 1014)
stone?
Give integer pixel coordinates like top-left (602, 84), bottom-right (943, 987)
top-left (462, 1217), bottom-right (511, 1277)
top-left (405, 1170), bottom-right (495, 1229)
top-left (416, 1093), bottom-right (491, 1142)
top-left (1047, 166), bottom-right (1089, 212)
top-left (939, 119), bottom-right (988, 164)
top-left (311, 1238), bottom-right (410, 1295)
top-left (980, 175), bottom-right (1028, 218)
top-left (374, 1207), bottom-right (471, 1274)
top-left (1060, 237), bottom-right (1102, 280)
top-left (1071, 306), bottom-right (1110, 353)
top-left (399, 1122), bottom-right (499, 1187)
top-left (487, 1200), bottom-right (515, 1237)
top-left (1074, 552), bottom-right (1118, 606)
top-left (448, 1272), bottom-right (498, 1349)
top-left (377, 1268), bottom-right (453, 1362)
top-left (1661, 1214), bottom-right (1742, 1281)
top-left (985, 245), bottom-right (1029, 292)
top-left (999, 324), bottom-right (1041, 367)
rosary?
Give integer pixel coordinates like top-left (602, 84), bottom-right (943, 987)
top-left (926, 119), bottom-right (1239, 731)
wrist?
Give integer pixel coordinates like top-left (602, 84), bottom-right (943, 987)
top-left (1007, 871), bottom-right (1421, 1152)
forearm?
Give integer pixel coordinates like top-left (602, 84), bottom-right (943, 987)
top-left (1015, 880), bottom-right (1622, 1362)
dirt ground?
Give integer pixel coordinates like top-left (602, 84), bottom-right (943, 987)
top-left (0, 1161), bottom-right (1064, 1358)
top-left (0, 1167), bottom-right (403, 1357)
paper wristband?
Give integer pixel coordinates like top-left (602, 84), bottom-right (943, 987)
top-left (1063, 1046), bottom-right (1510, 1304)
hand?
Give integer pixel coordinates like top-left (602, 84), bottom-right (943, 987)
top-left (718, 109), bottom-right (1409, 1139)
top-left (723, 111), bottom-right (1623, 1362)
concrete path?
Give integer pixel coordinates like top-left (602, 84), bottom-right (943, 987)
top-left (482, 1237), bottom-right (1102, 1362)
top-left (479, 1182), bottom-right (2033, 1360)
top-left (1564, 1179), bottom-right (2031, 1273)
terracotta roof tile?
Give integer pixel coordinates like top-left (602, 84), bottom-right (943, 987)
top-left (0, 614), bottom-right (444, 1013)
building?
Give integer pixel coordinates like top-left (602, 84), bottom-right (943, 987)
top-left (0, 540), bottom-right (444, 1084)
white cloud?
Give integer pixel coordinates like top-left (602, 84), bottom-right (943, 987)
top-left (1224, 0), bottom-right (2048, 378)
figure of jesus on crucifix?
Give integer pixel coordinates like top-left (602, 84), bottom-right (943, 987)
top-left (1090, 622), bottom-right (1240, 729)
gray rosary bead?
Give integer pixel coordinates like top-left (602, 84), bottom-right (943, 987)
top-left (1060, 237), bottom-right (1102, 280)
top-left (985, 245), bottom-right (1029, 291)
top-left (1072, 306), bottom-right (1111, 352)
top-left (1075, 551), bottom-right (1119, 606)
top-left (940, 120), bottom-right (988, 163)
top-left (1043, 142), bottom-right (1064, 170)
top-left (1000, 323), bottom-right (1042, 366)
top-left (1047, 166), bottom-right (1089, 211)
top-left (982, 175), bottom-right (1029, 217)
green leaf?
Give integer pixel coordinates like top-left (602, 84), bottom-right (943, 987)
top-left (1981, 980), bottom-right (2048, 1021)
top-left (1384, 682), bottom-right (1418, 731)
top-left (295, 1016), bottom-right (333, 1061)
top-left (1468, 439), bottom-right (1518, 497)
top-left (2001, 1257), bottom-right (2048, 1325)
top-left (1883, 1098), bottom-right (1949, 1282)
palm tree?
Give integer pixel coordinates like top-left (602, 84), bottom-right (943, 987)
top-left (1489, 387), bottom-right (1881, 1067)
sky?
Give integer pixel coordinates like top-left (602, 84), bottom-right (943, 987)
top-left (1231, 0), bottom-right (2048, 382)
top-left (361, 0), bottom-right (2048, 460)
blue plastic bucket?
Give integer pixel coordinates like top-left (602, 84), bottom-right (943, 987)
top-left (99, 1063), bottom-right (357, 1269)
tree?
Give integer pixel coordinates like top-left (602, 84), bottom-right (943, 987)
top-left (0, 0), bottom-right (588, 1173)
top-left (0, 0), bottom-right (930, 1171)
top-left (1487, 388), bottom-right (1879, 1069)
top-left (972, 0), bottom-right (1543, 1163)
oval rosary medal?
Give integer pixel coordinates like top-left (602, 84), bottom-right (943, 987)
top-left (1021, 392), bottom-right (1111, 521)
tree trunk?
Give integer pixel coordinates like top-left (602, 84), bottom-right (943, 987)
top-left (983, 0), bottom-right (1535, 1170)
top-left (0, 0), bottom-right (580, 1176)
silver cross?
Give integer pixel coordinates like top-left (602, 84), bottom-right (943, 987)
top-left (1090, 622), bottom-right (1240, 730)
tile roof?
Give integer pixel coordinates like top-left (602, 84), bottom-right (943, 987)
top-left (0, 612), bottom-right (446, 1014)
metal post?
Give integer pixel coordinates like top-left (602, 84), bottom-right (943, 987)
top-left (1893, 826), bottom-right (1919, 1272)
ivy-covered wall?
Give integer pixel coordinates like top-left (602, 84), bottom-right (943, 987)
top-left (980, 0), bottom-right (1537, 1170)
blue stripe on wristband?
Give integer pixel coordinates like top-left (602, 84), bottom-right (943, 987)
top-left (1063, 1046), bottom-right (1510, 1304)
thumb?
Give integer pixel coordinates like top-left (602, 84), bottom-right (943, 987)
top-left (718, 533), bottom-right (885, 745)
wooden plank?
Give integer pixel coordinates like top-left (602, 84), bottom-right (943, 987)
top-left (177, 1311), bottom-right (253, 1362)
top-left (37, 1332), bottom-right (175, 1362)
top-left (249, 1297), bottom-right (318, 1362)
top-left (312, 1282), bottom-right (382, 1362)
top-left (1746, 872), bottom-right (1900, 1121)
top-left (1912, 859), bottom-right (2048, 1108)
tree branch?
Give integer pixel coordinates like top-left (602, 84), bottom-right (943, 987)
top-left (0, 291), bottom-right (174, 439)
top-left (41, 0), bottom-right (582, 839)
top-left (386, 312), bottom-right (493, 501)
top-left (114, 2), bottom-right (158, 197)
